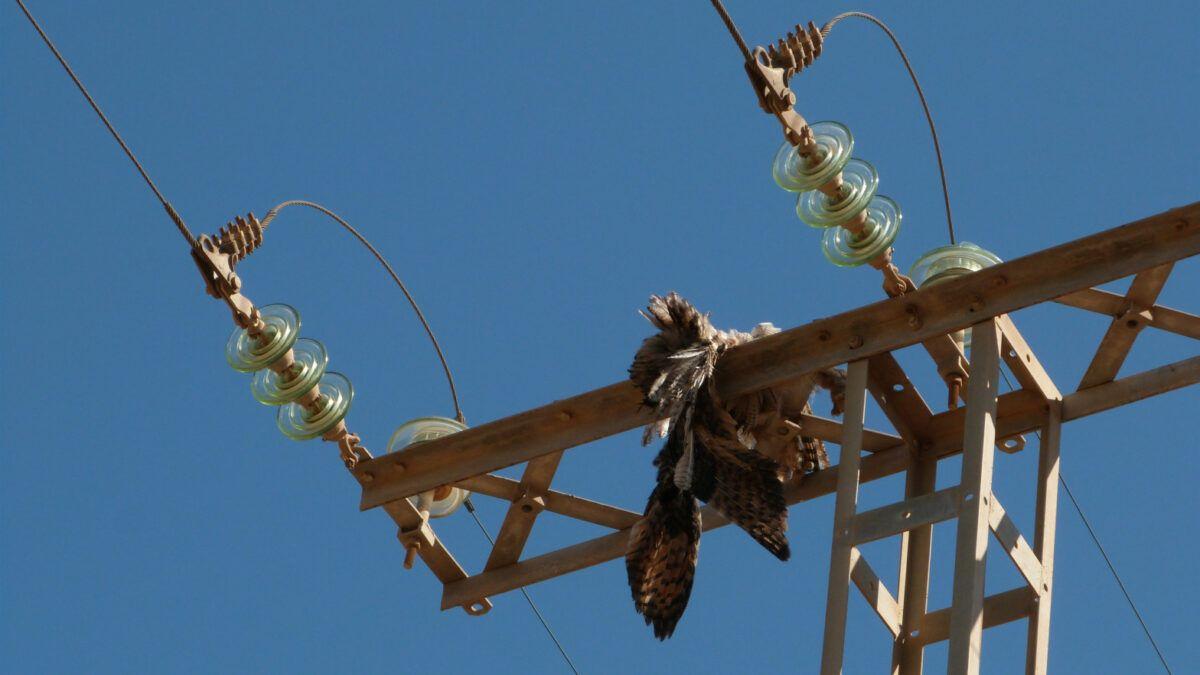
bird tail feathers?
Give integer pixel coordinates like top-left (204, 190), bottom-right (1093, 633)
top-left (625, 484), bottom-right (701, 640)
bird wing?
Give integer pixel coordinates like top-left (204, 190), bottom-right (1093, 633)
top-left (694, 434), bottom-right (791, 561)
top-left (625, 482), bottom-right (701, 640)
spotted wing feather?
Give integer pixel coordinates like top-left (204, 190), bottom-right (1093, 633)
top-left (694, 437), bottom-right (791, 561)
top-left (626, 482), bottom-right (701, 639)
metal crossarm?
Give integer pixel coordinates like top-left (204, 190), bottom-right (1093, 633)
top-left (340, 203), bottom-right (1197, 673)
top-left (352, 201), bottom-right (1200, 508)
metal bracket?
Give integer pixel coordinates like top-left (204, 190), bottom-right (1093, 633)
top-left (516, 493), bottom-right (547, 515)
top-left (190, 234), bottom-right (258, 328)
top-left (745, 53), bottom-right (813, 149)
top-left (190, 213), bottom-right (268, 328)
top-left (399, 520), bottom-right (438, 570)
top-left (191, 234), bottom-right (239, 297)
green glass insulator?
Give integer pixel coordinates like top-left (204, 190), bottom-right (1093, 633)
top-left (908, 241), bottom-right (1003, 287)
top-left (821, 195), bottom-right (902, 267)
top-left (387, 417), bottom-right (470, 518)
top-left (797, 158), bottom-right (878, 228)
top-left (772, 121), bottom-right (854, 193)
top-left (250, 338), bottom-right (329, 406)
top-left (225, 303), bottom-right (301, 372)
top-left (909, 242), bottom-right (1003, 347)
top-left (275, 372), bottom-right (353, 441)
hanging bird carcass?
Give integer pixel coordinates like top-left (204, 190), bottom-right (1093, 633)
top-left (625, 292), bottom-right (845, 639)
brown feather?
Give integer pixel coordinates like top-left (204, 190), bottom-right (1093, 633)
top-left (625, 293), bottom-right (844, 639)
top-left (625, 485), bottom-right (701, 639)
top-left (626, 427), bottom-right (702, 639)
top-left (701, 440), bottom-right (790, 560)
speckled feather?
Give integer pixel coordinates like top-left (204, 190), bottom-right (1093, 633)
top-left (625, 294), bottom-right (792, 638)
top-left (625, 428), bottom-right (702, 639)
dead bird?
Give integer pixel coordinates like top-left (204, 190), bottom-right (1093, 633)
top-left (625, 292), bottom-right (844, 639)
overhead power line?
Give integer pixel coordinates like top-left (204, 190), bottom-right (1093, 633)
top-left (16, 1), bottom-right (465, 424)
top-left (16, 3), bottom-right (575, 670)
top-left (15, 0), bottom-right (197, 248)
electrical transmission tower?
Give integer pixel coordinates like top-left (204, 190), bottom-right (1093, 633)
top-left (17, 1), bottom-right (1196, 672)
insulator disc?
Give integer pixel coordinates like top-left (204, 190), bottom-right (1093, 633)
top-left (797, 158), bottom-right (878, 228)
top-left (908, 241), bottom-right (1003, 288)
top-left (820, 195), bottom-right (903, 267)
top-left (387, 417), bottom-right (470, 518)
top-left (908, 242), bottom-right (1003, 348)
top-left (276, 372), bottom-right (353, 441)
top-left (772, 121), bottom-right (854, 192)
top-left (225, 303), bottom-right (301, 373)
top-left (251, 338), bottom-right (329, 406)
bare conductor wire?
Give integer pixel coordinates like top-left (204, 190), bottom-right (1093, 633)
top-left (16, 4), bottom-right (574, 663)
top-left (821, 12), bottom-right (957, 244)
top-left (998, 369), bottom-right (1172, 674)
top-left (15, 1), bottom-right (465, 424)
top-left (14, 0), bottom-right (198, 249)
top-left (261, 200), bottom-right (466, 424)
top-left (464, 498), bottom-right (582, 675)
top-left (709, 0), bottom-right (753, 62)
top-left (12, 1), bottom-right (1179, 670)
top-left (1058, 473), bottom-right (1173, 674)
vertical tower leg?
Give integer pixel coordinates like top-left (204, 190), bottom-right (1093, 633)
top-left (1026, 400), bottom-right (1062, 674)
top-left (892, 456), bottom-right (937, 674)
top-left (820, 358), bottom-right (869, 675)
top-left (947, 319), bottom-right (1001, 675)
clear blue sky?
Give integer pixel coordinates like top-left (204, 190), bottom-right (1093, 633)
top-left (3, 2), bottom-right (1197, 673)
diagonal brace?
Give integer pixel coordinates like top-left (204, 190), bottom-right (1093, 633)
top-left (987, 492), bottom-right (1044, 593)
top-left (1078, 263), bottom-right (1175, 388)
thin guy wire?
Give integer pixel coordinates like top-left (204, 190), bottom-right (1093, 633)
top-left (464, 498), bottom-right (582, 675)
top-left (821, 12), bottom-right (956, 245)
top-left (14, 0), bottom-right (197, 248)
top-left (997, 368), bottom-right (1171, 673)
top-left (260, 200), bottom-right (464, 424)
top-left (1058, 473), bottom-right (1172, 674)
